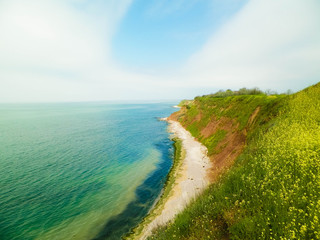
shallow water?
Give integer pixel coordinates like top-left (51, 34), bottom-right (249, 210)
top-left (0, 102), bottom-right (176, 240)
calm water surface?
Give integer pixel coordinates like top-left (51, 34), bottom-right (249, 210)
top-left (0, 102), bottom-right (177, 240)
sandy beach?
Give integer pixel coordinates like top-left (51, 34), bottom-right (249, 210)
top-left (136, 119), bottom-right (212, 239)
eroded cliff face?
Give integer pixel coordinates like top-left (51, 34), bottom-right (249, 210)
top-left (168, 96), bottom-right (273, 182)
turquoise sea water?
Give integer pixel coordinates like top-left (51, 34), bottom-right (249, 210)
top-left (0, 102), bottom-right (177, 240)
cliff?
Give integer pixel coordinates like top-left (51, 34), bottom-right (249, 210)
top-left (151, 83), bottom-right (320, 239)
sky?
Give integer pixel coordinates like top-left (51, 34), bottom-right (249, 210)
top-left (0, 0), bottom-right (319, 102)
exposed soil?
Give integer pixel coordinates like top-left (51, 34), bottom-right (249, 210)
top-left (207, 129), bottom-right (246, 181)
top-left (171, 106), bottom-right (262, 183)
top-left (167, 108), bottom-right (184, 121)
top-left (200, 116), bottom-right (238, 138)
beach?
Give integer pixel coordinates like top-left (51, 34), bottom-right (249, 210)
top-left (133, 119), bottom-right (212, 239)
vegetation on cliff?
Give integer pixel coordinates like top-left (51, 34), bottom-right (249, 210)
top-left (150, 83), bottom-right (320, 239)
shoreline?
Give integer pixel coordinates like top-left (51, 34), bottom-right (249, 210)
top-left (127, 119), bottom-right (212, 239)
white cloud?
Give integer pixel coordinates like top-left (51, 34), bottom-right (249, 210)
top-left (0, 0), bottom-right (134, 102)
top-left (1, 1), bottom-right (100, 69)
top-left (181, 0), bottom-right (320, 92)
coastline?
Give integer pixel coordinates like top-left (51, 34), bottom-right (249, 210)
top-left (127, 119), bottom-right (212, 239)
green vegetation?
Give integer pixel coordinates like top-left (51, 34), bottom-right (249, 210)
top-left (156, 138), bottom-right (185, 209)
top-left (178, 99), bottom-right (193, 107)
top-left (126, 138), bottom-right (185, 239)
top-left (178, 93), bottom-right (286, 157)
top-left (207, 87), bottom-right (265, 98)
top-left (203, 87), bottom-right (291, 98)
top-left (149, 83), bottom-right (320, 239)
top-left (203, 129), bottom-right (227, 155)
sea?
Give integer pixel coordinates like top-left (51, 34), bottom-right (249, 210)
top-left (0, 102), bottom-right (177, 240)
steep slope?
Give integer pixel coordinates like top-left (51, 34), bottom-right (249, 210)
top-left (152, 83), bottom-right (320, 239)
top-left (169, 93), bottom-right (286, 181)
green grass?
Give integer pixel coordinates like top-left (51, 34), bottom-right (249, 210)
top-left (178, 93), bottom-right (286, 158)
top-left (203, 129), bottom-right (227, 155)
top-left (149, 82), bottom-right (320, 239)
top-left (180, 94), bottom-right (286, 133)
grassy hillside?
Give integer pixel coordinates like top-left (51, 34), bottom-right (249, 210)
top-left (150, 83), bottom-right (320, 239)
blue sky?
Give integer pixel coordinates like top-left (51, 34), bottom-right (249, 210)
top-left (0, 0), bottom-right (319, 102)
top-left (112, 0), bottom-right (247, 70)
